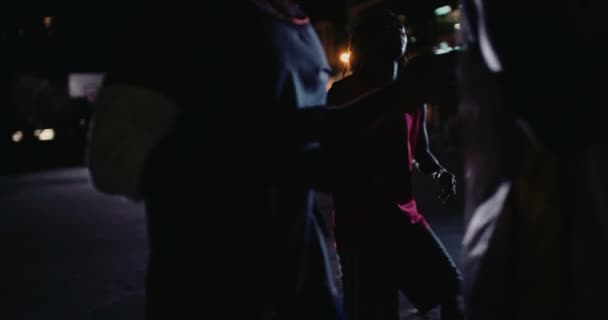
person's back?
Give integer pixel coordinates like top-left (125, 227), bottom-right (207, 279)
top-left (327, 72), bottom-right (424, 242)
top-left (329, 68), bottom-right (422, 183)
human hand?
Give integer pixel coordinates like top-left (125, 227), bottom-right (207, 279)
top-left (433, 169), bottom-right (456, 205)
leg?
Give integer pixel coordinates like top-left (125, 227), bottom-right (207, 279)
top-left (393, 219), bottom-right (463, 320)
top-left (294, 211), bottom-right (346, 320)
top-left (339, 244), bottom-right (400, 320)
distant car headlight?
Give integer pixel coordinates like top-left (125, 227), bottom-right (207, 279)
top-left (12, 130), bottom-right (23, 143)
top-left (34, 129), bottom-right (55, 141)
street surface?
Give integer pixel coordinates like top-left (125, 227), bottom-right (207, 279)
top-left (0, 160), bottom-right (464, 320)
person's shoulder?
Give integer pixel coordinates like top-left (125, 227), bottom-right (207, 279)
top-left (328, 75), bottom-right (356, 94)
top-left (327, 76), bottom-right (357, 105)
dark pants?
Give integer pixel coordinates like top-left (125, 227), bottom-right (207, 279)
top-left (143, 184), bottom-right (344, 320)
top-left (336, 206), bottom-right (462, 320)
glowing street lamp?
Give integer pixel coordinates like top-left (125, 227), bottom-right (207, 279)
top-left (340, 51), bottom-right (351, 64)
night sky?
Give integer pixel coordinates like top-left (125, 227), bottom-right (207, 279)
top-left (1, 1), bottom-right (457, 74)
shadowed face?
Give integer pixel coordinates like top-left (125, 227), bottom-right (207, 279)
top-left (350, 11), bottom-right (407, 70)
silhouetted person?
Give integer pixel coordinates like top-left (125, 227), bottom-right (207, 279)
top-left (88, 1), bottom-right (458, 319)
top-left (327, 9), bottom-right (463, 320)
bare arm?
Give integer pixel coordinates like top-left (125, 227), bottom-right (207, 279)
top-left (414, 105), bottom-right (457, 203)
top-left (90, 50), bottom-right (457, 197)
top-left (414, 105), bottom-right (444, 174)
top-left (267, 81), bottom-right (421, 144)
top-left (259, 51), bottom-right (459, 145)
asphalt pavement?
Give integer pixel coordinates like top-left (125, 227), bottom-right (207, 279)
top-left (0, 163), bottom-right (464, 320)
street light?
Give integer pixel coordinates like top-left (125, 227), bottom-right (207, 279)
top-left (340, 51), bottom-right (351, 64)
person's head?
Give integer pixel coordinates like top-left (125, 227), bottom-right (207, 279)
top-left (349, 8), bottom-right (407, 72)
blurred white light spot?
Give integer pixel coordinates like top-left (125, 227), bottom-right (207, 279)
top-left (37, 129), bottom-right (55, 141)
top-left (435, 5), bottom-right (452, 16)
top-left (454, 23), bottom-right (461, 30)
top-left (68, 73), bottom-right (105, 101)
top-left (34, 129), bottom-right (41, 137)
top-left (340, 51), bottom-right (351, 64)
top-left (12, 131), bottom-right (23, 143)
top-left (434, 48), bottom-right (453, 55)
top-left (409, 36), bottom-right (417, 43)
top-left (434, 41), bottom-right (454, 55)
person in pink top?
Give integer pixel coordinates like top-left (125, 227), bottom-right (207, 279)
top-left (327, 8), bottom-right (463, 320)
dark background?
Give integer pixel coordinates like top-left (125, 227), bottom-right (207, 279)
top-left (1, 0), bottom-right (460, 175)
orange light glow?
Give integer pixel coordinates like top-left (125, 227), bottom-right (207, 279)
top-left (340, 51), bottom-right (351, 64)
